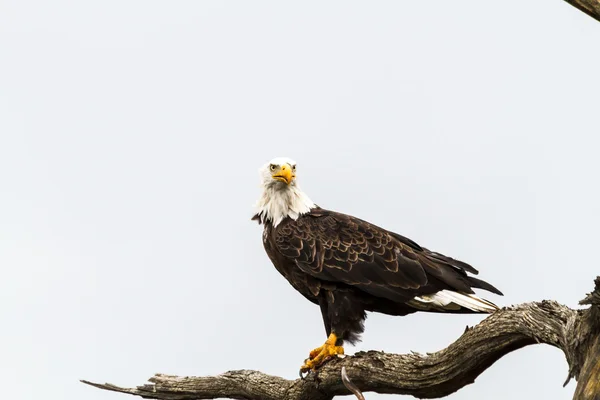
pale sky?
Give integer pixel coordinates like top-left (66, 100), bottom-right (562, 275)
top-left (1, 1), bottom-right (600, 399)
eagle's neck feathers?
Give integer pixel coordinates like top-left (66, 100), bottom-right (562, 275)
top-left (255, 183), bottom-right (315, 227)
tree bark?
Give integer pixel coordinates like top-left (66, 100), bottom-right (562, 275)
top-left (571, 281), bottom-right (600, 400)
top-left (82, 277), bottom-right (600, 400)
top-left (564, 0), bottom-right (600, 22)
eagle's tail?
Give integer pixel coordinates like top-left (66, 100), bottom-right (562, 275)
top-left (409, 290), bottom-right (499, 313)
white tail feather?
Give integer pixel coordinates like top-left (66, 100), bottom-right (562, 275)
top-left (411, 290), bottom-right (498, 313)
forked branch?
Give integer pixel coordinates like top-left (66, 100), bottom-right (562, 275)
top-left (82, 277), bottom-right (600, 400)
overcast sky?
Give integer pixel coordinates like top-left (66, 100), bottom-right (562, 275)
top-left (1, 1), bottom-right (600, 399)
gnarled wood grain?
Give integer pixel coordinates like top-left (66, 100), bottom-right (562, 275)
top-left (564, 0), bottom-right (600, 22)
top-left (82, 277), bottom-right (600, 399)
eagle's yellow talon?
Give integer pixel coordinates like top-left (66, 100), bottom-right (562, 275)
top-left (300, 333), bottom-right (344, 372)
top-left (308, 345), bottom-right (324, 360)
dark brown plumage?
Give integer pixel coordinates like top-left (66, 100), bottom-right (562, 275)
top-left (254, 207), bottom-right (502, 345)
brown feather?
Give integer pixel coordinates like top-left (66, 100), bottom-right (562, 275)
top-left (259, 206), bottom-right (502, 344)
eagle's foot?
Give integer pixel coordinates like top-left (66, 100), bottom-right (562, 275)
top-left (300, 333), bottom-right (344, 373)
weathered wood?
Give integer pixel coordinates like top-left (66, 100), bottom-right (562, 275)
top-left (572, 278), bottom-right (600, 399)
top-left (564, 0), bottom-right (600, 22)
top-left (82, 277), bottom-right (600, 399)
top-left (342, 366), bottom-right (365, 400)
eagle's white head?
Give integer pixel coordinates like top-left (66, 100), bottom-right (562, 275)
top-left (254, 157), bottom-right (316, 226)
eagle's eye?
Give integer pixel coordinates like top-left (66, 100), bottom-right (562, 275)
top-left (292, 165), bottom-right (296, 171)
top-left (270, 164), bottom-right (277, 171)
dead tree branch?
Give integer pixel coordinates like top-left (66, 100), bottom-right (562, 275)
top-left (564, 0), bottom-right (600, 22)
top-left (342, 366), bottom-right (365, 400)
top-left (82, 277), bottom-right (600, 400)
top-left (80, 2), bottom-right (599, 398)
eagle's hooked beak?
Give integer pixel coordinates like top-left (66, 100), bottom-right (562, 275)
top-left (273, 164), bottom-right (295, 185)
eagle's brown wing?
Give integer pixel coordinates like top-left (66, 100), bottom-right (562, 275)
top-left (273, 208), bottom-right (502, 302)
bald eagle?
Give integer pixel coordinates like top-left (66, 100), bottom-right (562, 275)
top-left (253, 157), bottom-right (502, 373)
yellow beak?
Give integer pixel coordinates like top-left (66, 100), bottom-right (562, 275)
top-left (273, 164), bottom-right (295, 185)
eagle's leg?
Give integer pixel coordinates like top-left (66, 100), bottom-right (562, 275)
top-left (300, 290), bottom-right (365, 373)
top-left (300, 333), bottom-right (344, 372)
